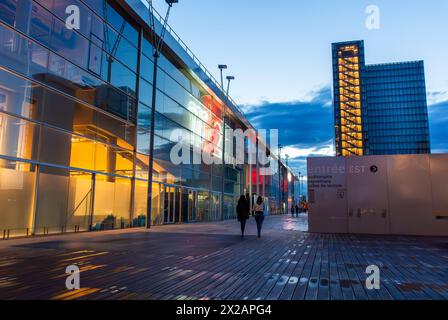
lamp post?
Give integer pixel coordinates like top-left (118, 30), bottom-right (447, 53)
top-left (218, 65), bottom-right (227, 89)
top-left (278, 144), bottom-right (283, 214)
top-left (221, 75), bottom-right (235, 220)
top-left (226, 76), bottom-right (235, 97)
top-left (146, 0), bottom-right (178, 229)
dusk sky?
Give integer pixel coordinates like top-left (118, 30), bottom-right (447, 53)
top-left (152, 0), bottom-right (448, 175)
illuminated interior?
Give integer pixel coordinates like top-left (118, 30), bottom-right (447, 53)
top-left (337, 45), bottom-right (364, 156)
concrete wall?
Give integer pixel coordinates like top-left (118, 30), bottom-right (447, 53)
top-left (307, 154), bottom-right (448, 236)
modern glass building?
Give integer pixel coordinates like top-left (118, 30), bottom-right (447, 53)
top-left (0, 0), bottom-right (295, 238)
top-left (332, 40), bottom-right (431, 157)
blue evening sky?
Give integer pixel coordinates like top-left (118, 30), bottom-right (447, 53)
top-left (152, 0), bottom-right (448, 175)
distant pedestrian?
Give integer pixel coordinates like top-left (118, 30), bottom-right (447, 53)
top-left (302, 200), bottom-right (309, 214)
top-left (253, 196), bottom-right (265, 238)
top-left (291, 205), bottom-right (295, 217)
top-left (237, 195), bottom-right (250, 237)
top-left (295, 204), bottom-right (300, 217)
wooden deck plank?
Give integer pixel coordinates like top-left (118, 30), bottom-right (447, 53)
top-left (1, 215), bottom-right (447, 300)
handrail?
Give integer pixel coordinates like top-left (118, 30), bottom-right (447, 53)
top-left (139, 0), bottom-right (247, 122)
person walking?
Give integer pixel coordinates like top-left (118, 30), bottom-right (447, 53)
top-left (295, 204), bottom-right (300, 218)
top-left (253, 196), bottom-right (265, 238)
top-left (291, 204), bottom-right (295, 217)
top-left (237, 195), bottom-right (250, 237)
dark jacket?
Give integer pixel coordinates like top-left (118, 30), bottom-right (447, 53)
top-left (237, 198), bottom-right (250, 222)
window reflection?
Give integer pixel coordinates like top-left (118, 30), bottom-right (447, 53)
top-left (93, 175), bottom-right (131, 230)
top-left (0, 160), bottom-right (36, 237)
top-left (34, 166), bottom-right (92, 234)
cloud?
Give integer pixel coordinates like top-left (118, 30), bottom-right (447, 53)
top-left (243, 87), bottom-right (448, 176)
top-left (242, 86), bottom-right (334, 149)
top-left (427, 91), bottom-right (448, 106)
top-left (243, 86), bottom-right (335, 175)
top-left (283, 142), bottom-right (335, 159)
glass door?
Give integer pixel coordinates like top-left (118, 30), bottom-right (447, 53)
top-left (188, 190), bottom-right (198, 222)
top-left (164, 186), bottom-right (175, 224)
top-left (174, 187), bottom-right (181, 223)
top-left (211, 193), bottom-right (222, 221)
top-left (181, 189), bottom-right (189, 223)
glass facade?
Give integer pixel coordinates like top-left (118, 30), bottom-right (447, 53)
top-left (332, 41), bottom-right (431, 156)
top-left (0, 0), bottom-right (294, 238)
top-left (364, 62), bottom-right (430, 155)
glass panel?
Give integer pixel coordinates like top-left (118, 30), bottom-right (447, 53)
top-left (197, 191), bottom-right (209, 222)
top-left (135, 152), bottom-right (149, 180)
top-left (0, 24), bottom-right (49, 80)
top-left (151, 183), bottom-right (163, 226)
top-left (0, 68), bottom-right (41, 121)
top-left (39, 125), bottom-right (72, 167)
top-left (133, 179), bottom-right (147, 227)
top-left (139, 79), bottom-right (153, 107)
top-left (70, 135), bottom-right (95, 171)
top-left (34, 166), bottom-right (70, 234)
top-left (140, 54), bottom-right (154, 82)
top-left (0, 159), bottom-right (36, 237)
top-left (50, 17), bottom-right (90, 69)
top-left (93, 175), bottom-right (131, 230)
top-left (0, 112), bottom-right (40, 162)
top-left (34, 167), bottom-right (92, 234)
top-left (93, 142), bottom-right (134, 177)
top-left (188, 190), bottom-right (197, 222)
top-left (137, 103), bottom-right (151, 155)
top-left (174, 188), bottom-right (181, 223)
top-left (67, 171), bottom-right (92, 232)
top-left (0, 68), bottom-right (135, 150)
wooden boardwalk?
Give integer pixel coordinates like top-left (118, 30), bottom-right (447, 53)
top-left (0, 215), bottom-right (447, 300)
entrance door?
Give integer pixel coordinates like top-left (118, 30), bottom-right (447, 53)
top-left (174, 188), bottom-right (181, 223)
top-left (181, 189), bottom-right (189, 223)
top-left (163, 186), bottom-right (175, 224)
top-left (188, 190), bottom-right (198, 222)
top-left (211, 193), bottom-right (221, 221)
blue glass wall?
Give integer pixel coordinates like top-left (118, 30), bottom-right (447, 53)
top-left (364, 62), bottom-right (431, 155)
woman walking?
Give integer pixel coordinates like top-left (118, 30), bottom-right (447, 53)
top-left (236, 195), bottom-right (250, 237)
top-left (253, 196), bottom-right (265, 238)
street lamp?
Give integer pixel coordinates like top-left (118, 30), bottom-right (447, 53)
top-left (226, 76), bottom-right (235, 97)
top-left (278, 144), bottom-right (283, 214)
top-left (218, 64), bottom-right (227, 89)
top-left (146, 0), bottom-right (179, 229)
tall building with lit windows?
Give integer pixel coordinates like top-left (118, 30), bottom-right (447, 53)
top-left (0, 0), bottom-right (295, 238)
top-left (332, 40), bottom-right (431, 157)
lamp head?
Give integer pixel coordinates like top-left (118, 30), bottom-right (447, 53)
top-left (226, 76), bottom-right (235, 81)
top-left (218, 64), bottom-right (228, 70)
top-left (165, 0), bottom-right (178, 6)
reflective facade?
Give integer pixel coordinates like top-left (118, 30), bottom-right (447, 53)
top-left (332, 40), bottom-right (431, 156)
top-left (0, 0), bottom-right (294, 238)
